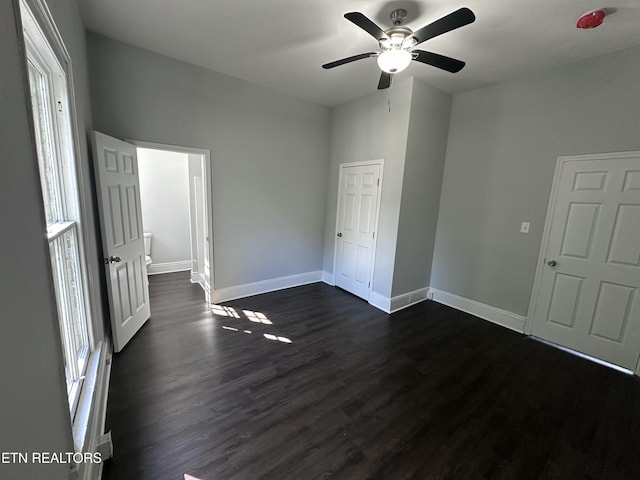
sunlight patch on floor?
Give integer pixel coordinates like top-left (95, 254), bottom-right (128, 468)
top-left (263, 333), bottom-right (292, 344)
top-left (211, 305), bottom-right (241, 318)
top-left (212, 304), bottom-right (293, 343)
top-left (222, 325), bottom-right (253, 335)
top-left (243, 309), bottom-right (272, 324)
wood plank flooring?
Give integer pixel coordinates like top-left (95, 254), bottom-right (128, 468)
top-left (102, 272), bottom-right (640, 480)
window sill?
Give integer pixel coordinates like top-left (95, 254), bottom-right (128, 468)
top-left (71, 341), bottom-right (110, 453)
top-left (46, 221), bottom-right (75, 241)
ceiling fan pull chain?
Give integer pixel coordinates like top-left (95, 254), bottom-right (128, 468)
top-left (388, 77), bottom-right (395, 111)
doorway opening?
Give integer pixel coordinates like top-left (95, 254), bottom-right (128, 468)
top-left (130, 140), bottom-right (214, 303)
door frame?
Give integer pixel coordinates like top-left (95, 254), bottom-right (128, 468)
top-left (525, 150), bottom-right (640, 375)
top-left (126, 139), bottom-right (215, 303)
top-left (332, 159), bottom-right (384, 300)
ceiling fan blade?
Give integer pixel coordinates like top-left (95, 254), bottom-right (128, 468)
top-left (377, 72), bottom-right (392, 90)
top-left (344, 12), bottom-right (389, 41)
top-left (413, 50), bottom-right (466, 73)
top-left (412, 7), bottom-right (475, 45)
top-left (322, 52), bottom-right (377, 69)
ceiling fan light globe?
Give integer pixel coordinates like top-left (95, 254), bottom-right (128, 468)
top-left (377, 49), bottom-right (412, 74)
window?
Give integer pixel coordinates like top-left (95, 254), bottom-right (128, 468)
top-left (21, 0), bottom-right (93, 418)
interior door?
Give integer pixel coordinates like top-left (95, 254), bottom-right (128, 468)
top-left (92, 131), bottom-right (150, 352)
top-left (334, 162), bottom-right (381, 300)
top-left (531, 153), bottom-right (640, 369)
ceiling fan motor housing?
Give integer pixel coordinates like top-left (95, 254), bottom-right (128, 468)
top-left (380, 27), bottom-right (416, 49)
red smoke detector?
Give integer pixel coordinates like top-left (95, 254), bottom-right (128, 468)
top-left (576, 10), bottom-right (606, 29)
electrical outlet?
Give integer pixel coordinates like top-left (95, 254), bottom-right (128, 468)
top-left (520, 222), bottom-right (530, 234)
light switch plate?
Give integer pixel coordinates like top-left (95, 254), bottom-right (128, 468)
top-left (520, 222), bottom-right (530, 234)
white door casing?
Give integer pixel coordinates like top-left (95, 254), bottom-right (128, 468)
top-left (528, 151), bottom-right (640, 370)
top-left (334, 161), bottom-right (383, 300)
top-left (92, 131), bottom-right (150, 352)
top-left (128, 140), bottom-right (214, 303)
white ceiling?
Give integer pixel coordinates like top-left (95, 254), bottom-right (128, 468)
top-left (78, 0), bottom-right (640, 107)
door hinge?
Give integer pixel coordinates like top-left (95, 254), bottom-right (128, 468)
top-left (368, 281), bottom-right (371, 288)
top-left (377, 178), bottom-right (380, 186)
top-left (372, 231), bottom-right (375, 238)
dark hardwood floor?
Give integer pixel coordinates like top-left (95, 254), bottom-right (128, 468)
top-left (102, 272), bottom-right (640, 480)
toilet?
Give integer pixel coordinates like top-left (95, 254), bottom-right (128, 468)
top-left (143, 232), bottom-right (153, 267)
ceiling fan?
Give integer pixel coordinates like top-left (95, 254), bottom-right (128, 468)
top-left (322, 7), bottom-right (476, 90)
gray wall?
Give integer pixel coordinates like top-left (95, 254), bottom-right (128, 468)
top-left (0, 0), bottom-right (101, 478)
top-left (323, 78), bottom-right (414, 299)
top-left (324, 77), bottom-right (451, 300)
top-left (432, 45), bottom-right (640, 316)
top-left (87, 34), bottom-right (330, 290)
top-left (138, 148), bottom-right (192, 265)
top-left (392, 79), bottom-right (451, 296)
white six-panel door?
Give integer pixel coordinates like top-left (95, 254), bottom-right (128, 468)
top-left (93, 131), bottom-right (150, 352)
top-left (531, 152), bottom-right (640, 369)
top-left (334, 162), bottom-right (382, 300)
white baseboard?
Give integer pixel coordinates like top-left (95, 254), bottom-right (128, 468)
top-left (322, 271), bottom-right (335, 286)
top-left (71, 340), bottom-right (112, 480)
top-left (430, 288), bottom-right (526, 333)
top-left (390, 287), bottom-right (430, 313)
top-left (368, 287), bottom-right (430, 314)
top-left (190, 272), bottom-right (207, 288)
top-left (212, 271), bottom-right (322, 303)
top-left (94, 348), bottom-right (112, 480)
top-left (147, 260), bottom-right (192, 275)
top-left (190, 272), bottom-right (211, 302)
top-left (368, 291), bottom-right (391, 313)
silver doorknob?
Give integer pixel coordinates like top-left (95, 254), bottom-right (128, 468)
top-left (104, 255), bottom-right (122, 264)
top-left (547, 259), bottom-right (557, 267)
top-left (337, 232), bottom-right (342, 237)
